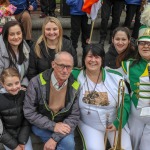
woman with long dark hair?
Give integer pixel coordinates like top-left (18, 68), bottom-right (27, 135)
top-left (0, 21), bottom-right (30, 89)
top-left (105, 27), bottom-right (136, 69)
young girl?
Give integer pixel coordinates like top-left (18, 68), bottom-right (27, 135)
top-left (0, 68), bottom-right (32, 150)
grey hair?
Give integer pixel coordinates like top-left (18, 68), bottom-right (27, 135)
top-left (54, 51), bottom-right (74, 65)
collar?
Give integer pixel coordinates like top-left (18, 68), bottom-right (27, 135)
top-left (51, 72), bottom-right (68, 91)
top-left (108, 44), bottom-right (118, 56)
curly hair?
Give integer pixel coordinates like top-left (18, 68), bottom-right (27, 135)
top-left (140, 0), bottom-right (148, 11)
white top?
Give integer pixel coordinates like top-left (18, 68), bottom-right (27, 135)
top-left (78, 71), bottom-right (117, 130)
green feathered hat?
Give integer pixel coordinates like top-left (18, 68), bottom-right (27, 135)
top-left (138, 3), bottom-right (150, 41)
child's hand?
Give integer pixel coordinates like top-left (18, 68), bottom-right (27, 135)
top-left (20, 86), bottom-right (26, 91)
top-left (19, 144), bottom-right (25, 150)
top-left (28, 5), bottom-right (33, 11)
top-left (14, 145), bottom-right (22, 150)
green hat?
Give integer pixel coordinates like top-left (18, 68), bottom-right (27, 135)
top-left (138, 25), bottom-right (150, 42)
top-left (138, 4), bottom-right (150, 41)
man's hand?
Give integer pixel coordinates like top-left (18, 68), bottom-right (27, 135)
top-left (106, 124), bottom-right (117, 132)
top-left (28, 5), bottom-right (34, 11)
top-left (54, 122), bottom-right (71, 135)
top-left (44, 138), bottom-right (57, 150)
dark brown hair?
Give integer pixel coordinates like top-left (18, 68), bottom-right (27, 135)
top-left (112, 27), bottom-right (137, 68)
top-left (2, 21), bottom-right (26, 67)
top-left (83, 43), bottom-right (105, 68)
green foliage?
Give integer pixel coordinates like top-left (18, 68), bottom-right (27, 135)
top-left (56, 0), bottom-right (60, 3)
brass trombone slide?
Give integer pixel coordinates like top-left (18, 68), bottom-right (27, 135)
top-left (109, 79), bottom-right (125, 150)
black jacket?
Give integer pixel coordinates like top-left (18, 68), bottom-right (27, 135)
top-left (0, 91), bottom-right (30, 149)
top-left (27, 36), bottom-right (77, 80)
top-left (105, 44), bottom-right (119, 69)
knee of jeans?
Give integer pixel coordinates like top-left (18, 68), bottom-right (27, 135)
top-left (65, 139), bottom-right (75, 149)
top-left (21, 11), bottom-right (31, 22)
top-left (59, 135), bottom-right (75, 149)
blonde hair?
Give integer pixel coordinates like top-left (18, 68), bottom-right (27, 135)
top-left (0, 68), bottom-right (20, 84)
top-left (35, 17), bottom-right (63, 58)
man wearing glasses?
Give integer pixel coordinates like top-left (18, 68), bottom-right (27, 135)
top-left (23, 51), bottom-right (80, 150)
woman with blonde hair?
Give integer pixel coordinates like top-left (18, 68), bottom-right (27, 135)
top-left (27, 16), bottom-right (77, 80)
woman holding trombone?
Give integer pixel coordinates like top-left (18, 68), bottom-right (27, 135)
top-left (121, 3), bottom-right (150, 149)
top-left (72, 44), bottom-right (132, 150)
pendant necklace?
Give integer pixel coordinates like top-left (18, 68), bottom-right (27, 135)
top-left (84, 70), bottom-right (101, 114)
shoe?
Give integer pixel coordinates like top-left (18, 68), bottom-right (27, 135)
top-left (39, 13), bottom-right (47, 18)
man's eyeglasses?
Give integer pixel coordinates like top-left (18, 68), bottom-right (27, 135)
top-left (55, 61), bottom-right (73, 70)
top-left (138, 41), bottom-right (150, 46)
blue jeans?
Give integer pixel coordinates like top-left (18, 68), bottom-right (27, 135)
top-left (32, 126), bottom-right (75, 150)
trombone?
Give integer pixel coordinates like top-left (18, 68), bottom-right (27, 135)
top-left (105, 79), bottom-right (125, 150)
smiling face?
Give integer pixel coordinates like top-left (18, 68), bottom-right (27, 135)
top-left (112, 31), bottom-right (130, 54)
top-left (85, 51), bottom-right (102, 72)
top-left (2, 76), bottom-right (21, 95)
top-left (52, 52), bottom-right (73, 84)
top-left (44, 21), bottom-right (60, 42)
top-left (138, 41), bottom-right (150, 61)
top-left (8, 25), bottom-right (23, 48)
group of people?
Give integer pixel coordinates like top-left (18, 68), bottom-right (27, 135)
top-left (0, 1), bottom-right (150, 150)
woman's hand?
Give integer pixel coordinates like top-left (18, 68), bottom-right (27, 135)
top-left (106, 124), bottom-right (116, 132)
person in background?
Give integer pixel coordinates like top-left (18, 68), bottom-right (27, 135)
top-left (105, 27), bottom-right (136, 69)
top-left (66, 0), bottom-right (91, 63)
top-left (0, 21), bottom-right (30, 89)
top-left (0, 68), bottom-right (32, 150)
top-left (121, 4), bottom-right (150, 150)
top-left (39, 0), bottom-right (56, 18)
top-left (0, 0), bottom-right (17, 34)
top-left (72, 44), bottom-right (132, 150)
top-left (9, 0), bottom-right (37, 47)
top-left (27, 16), bottom-right (77, 80)
top-left (24, 51), bottom-right (80, 150)
top-left (99, 0), bottom-right (125, 46)
top-left (123, 0), bottom-right (142, 42)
